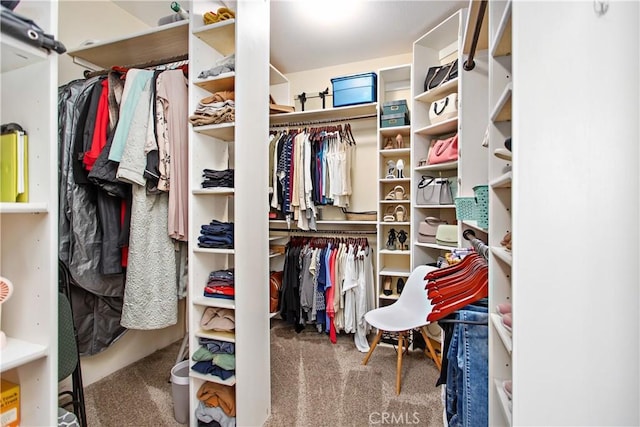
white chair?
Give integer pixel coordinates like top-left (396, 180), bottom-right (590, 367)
top-left (362, 264), bottom-right (442, 394)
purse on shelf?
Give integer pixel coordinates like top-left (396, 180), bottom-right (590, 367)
top-left (435, 224), bottom-right (458, 247)
top-left (416, 176), bottom-right (453, 205)
top-left (418, 217), bottom-right (448, 243)
top-left (424, 59), bottom-right (458, 92)
top-left (428, 134), bottom-right (458, 165)
top-left (429, 93), bottom-right (458, 124)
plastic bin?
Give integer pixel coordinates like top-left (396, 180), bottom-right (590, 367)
top-left (331, 72), bottom-right (377, 107)
top-left (171, 360), bottom-right (190, 424)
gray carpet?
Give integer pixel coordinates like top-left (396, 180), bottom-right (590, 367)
top-left (85, 320), bottom-right (443, 426)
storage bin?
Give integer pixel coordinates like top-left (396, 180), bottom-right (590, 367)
top-left (382, 99), bottom-right (409, 116)
top-left (455, 197), bottom-right (476, 221)
top-left (473, 185), bottom-right (489, 229)
top-left (381, 112), bottom-right (410, 128)
top-left (331, 72), bottom-right (377, 107)
top-left (171, 360), bottom-right (190, 424)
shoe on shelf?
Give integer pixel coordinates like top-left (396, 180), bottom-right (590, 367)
top-left (383, 137), bottom-right (396, 150)
top-left (496, 302), bottom-right (512, 316)
top-left (502, 313), bottom-right (512, 333)
top-left (396, 229), bottom-right (408, 250)
top-left (500, 231), bottom-right (512, 251)
top-left (504, 137), bottom-right (512, 151)
top-left (386, 228), bottom-right (397, 250)
top-left (396, 133), bottom-right (404, 148)
top-left (396, 159), bottom-right (405, 179)
top-left (494, 148), bottom-right (512, 161)
top-left (386, 160), bottom-right (396, 179)
top-left (396, 278), bottom-right (405, 294)
top-left (383, 276), bottom-right (393, 296)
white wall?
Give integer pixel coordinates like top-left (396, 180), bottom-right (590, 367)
top-left (58, 0), bottom-right (185, 387)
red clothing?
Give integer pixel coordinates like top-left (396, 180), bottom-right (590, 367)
top-left (83, 79), bottom-right (110, 171)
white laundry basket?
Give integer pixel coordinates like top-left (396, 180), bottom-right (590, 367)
top-left (170, 359), bottom-right (190, 424)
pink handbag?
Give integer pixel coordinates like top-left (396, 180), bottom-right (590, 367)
top-left (427, 134), bottom-right (458, 165)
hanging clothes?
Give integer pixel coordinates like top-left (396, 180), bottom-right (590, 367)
top-left (279, 235), bottom-right (374, 350)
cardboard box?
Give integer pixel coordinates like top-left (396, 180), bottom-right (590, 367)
top-left (1, 379), bottom-right (20, 427)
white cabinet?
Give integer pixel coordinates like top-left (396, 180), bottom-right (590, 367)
top-left (188, 2), bottom-right (271, 426)
top-left (0, 1), bottom-right (59, 425)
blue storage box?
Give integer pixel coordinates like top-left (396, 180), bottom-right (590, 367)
top-left (381, 112), bottom-right (410, 128)
top-left (331, 72), bottom-right (377, 108)
top-left (382, 100), bottom-right (409, 116)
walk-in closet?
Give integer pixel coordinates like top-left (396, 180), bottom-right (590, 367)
top-left (0, 1), bottom-right (638, 426)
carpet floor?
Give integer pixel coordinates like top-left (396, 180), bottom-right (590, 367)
top-left (84, 320), bottom-right (443, 426)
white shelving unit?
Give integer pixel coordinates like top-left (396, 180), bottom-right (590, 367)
top-left (0, 1), bottom-right (59, 425)
top-left (486, 2), bottom-right (640, 426)
top-left (377, 65), bottom-right (412, 311)
top-left (188, 3), bottom-right (271, 426)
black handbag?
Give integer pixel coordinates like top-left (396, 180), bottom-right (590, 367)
top-left (0, 5), bottom-right (66, 54)
top-left (424, 59), bottom-right (458, 92)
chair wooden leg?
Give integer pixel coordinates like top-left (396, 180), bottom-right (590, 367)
top-left (396, 331), bottom-right (405, 394)
top-left (362, 330), bottom-right (383, 365)
top-left (420, 327), bottom-right (442, 371)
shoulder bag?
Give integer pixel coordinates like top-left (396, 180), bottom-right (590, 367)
top-left (418, 217), bottom-right (448, 243)
top-left (427, 134), bottom-right (458, 165)
top-left (416, 176), bottom-right (453, 205)
top-left (424, 59), bottom-right (458, 92)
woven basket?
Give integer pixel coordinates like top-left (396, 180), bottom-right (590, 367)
top-left (344, 210), bottom-right (377, 221)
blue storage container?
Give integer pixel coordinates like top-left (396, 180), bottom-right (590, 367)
top-left (331, 72), bottom-right (377, 108)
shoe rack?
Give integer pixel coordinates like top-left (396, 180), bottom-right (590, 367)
top-left (0, 1), bottom-right (59, 425)
top-left (376, 65), bottom-right (412, 320)
top-left (487, 0), bottom-right (512, 425)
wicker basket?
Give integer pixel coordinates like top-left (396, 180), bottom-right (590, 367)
top-left (343, 210), bottom-right (377, 221)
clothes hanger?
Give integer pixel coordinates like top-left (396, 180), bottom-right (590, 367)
top-left (426, 254), bottom-right (486, 289)
top-left (427, 275), bottom-right (488, 322)
top-left (428, 266), bottom-right (488, 303)
top-left (424, 252), bottom-right (481, 282)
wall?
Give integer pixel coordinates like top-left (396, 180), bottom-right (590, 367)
top-left (58, 0), bottom-right (185, 386)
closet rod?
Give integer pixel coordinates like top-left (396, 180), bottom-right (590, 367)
top-left (269, 228), bottom-right (377, 235)
top-left (83, 54), bottom-right (189, 78)
top-left (269, 113), bottom-right (377, 128)
top-left (463, 0), bottom-right (487, 71)
top-left (462, 229), bottom-right (489, 261)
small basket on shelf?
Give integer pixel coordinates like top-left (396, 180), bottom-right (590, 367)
top-left (342, 208), bottom-right (377, 221)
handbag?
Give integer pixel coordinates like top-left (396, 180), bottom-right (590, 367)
top-left (416, 176), bottom-right (453, 205)
top-left (418, 217), bottom-right (448, 243)
top-left (435, 224), bottom-right (458, 247)
top-left (423, 59), bottom-right (458, 92)
top-left (429, 93), bottom-right (458, 124)
top-left (427, 134), bottom-right (458, 165)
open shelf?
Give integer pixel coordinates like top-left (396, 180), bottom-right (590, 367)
top-left (67, 20), bottom-right (188, 69)
top-left (462, 220), bottom-right (488, 233)
top-left (415, 160), bottom-right (458, 172)
top-left (414, 117), bottom-right (458, 136)
top-left (494, 379), bottom-right (513, 425)
top-left (380, 148), bottom-right (411, 157)
top-left (190, 370), bottom-right (236, 386)
top-left (490, 313), bottom-right (513, 354)
top-left (379, 267), bottom-right (411, 277)
top-left (194, 72), bottom-right (235, 94)
top-left (192, 188), bottom-right (235, 196)
top-left (193, 123), bottom-right (235, 141)
top-left (193, 248), bottom-right (235, 255)
top-left (415, 78), bottom-right (459, 104)
top-left (490, 171), bottom-right (512, 189)
top-left (490, 82), bottom-right (512, 123)
top-left (0, 203), bottom-right (48, 214)
top-left (490, 246), bottom-right (512, 266)
top-left (192, 296), bottom-right (236, 310)
top-left (194, 329), bottom-right (236, 343)
top-left (414, 242), bottom-right (458, 251)
top-left (269, 103), bottom-right (377, 125)
top-left (414, 204), bottom-right (456, 209)
top-left (379, 249), bottom-right (411, 255)
top-left (1, 34), bottom-right (48, 73)
top-left (0, 337), bottom-right (47, 372)
top-left (380, 125), bottom-right (411, 137)
top-left (193, 19), bottom-right (235, 55)
top-left (491, 0), bottom-right (512, 58)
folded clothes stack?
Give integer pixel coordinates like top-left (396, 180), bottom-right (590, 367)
top-left (202, 168), bottom-right (234, 188)
top-left (205, 268), bottom-right (235, 299)
top-left (189, 91), bottom-right (235, 126)
top-left (198, 219), bottom-right (234, 248)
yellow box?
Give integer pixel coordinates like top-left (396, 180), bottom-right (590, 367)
top-left (0, 379), bottom-right (20, 427)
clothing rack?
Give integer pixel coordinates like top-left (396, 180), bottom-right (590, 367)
top-left (269, 227), bottom-right (376, 235)
top-left (269, 113), bottom-right (377, 129)
top-left (463, 229), bottom-right (489, 261)
top-left (463, 0), bottom-right (487, 71)
top-left (82, 53), bottom-right (189, 78)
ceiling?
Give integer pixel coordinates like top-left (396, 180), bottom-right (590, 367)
top-left (113, 0), bottom-right (467, 74)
